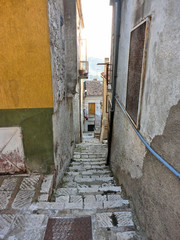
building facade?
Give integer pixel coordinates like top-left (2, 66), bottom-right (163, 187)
top-left (109, 0), bottom-right (180, 239)
top-left (0, 0), bottom-right (85, 184)
top-left (83, 80), bottom-right (103, 137)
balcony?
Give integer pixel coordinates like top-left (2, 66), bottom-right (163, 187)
top-left (79, 61), bottom-right (89, 79)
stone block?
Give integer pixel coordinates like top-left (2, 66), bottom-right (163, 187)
top-left (65, 196), bottom-right (83, 209)
top-left (84, 195), bottom-right (103, 210)
top-left (29, 202), bottom-right (64, 211)
top-left (0, 191), bottom-right (13, 210)
top-left (38, 194), bottom-right (49, 202)
top-left (56, 188), bottom-right (77, 196)
top-left (12, 190), bottom-right (34, 210)
top-left (116, 231), bottom-right (137, 240)
top-left (20, 175), bottom-right (40, 191)
top-left (40, 175), bottom-right (54, 194)
top-left (0, 178), bottom-right (18, 191)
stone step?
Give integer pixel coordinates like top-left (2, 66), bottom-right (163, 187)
top-left (66, 169), bottom-right (111, 176)
top-left (95, 212), bottom-right (134, 228)
top-left (115, 231), bottom-right (137, 240)
top-left (69, 165), bottom-right (109, 171)
top-left (55, 185), bottom-right (122, 197)
top-left (62, 176), bottom-right (114, 186)
top-left (73, 158), bottom-right (107, 162)
top-left (70, 161), bottom-right (106, 166)
top-left (38, 175), bottom-right (54, 202)
top-left (66, 172), bottom-right (111, 178)
top-left (54, 193), bottom-right (129, 211)
top-left (73, 153), bottom-right (107, 158)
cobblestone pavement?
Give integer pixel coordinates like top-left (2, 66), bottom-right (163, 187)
top-left (0, 140), bottom-right (141, 239)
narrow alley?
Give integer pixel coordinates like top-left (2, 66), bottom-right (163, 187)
top-left (0, 140), bottom-right (139, 240)
top-left (0, 0), bottom-right (179, 239)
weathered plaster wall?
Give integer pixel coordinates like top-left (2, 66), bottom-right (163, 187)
top-left (0, 0), bottom-right (54, 173)
top-left (73, 82), bottom-right (81, 143)
top-left (0, 108), bottom-right (53, 173)
top-left (48, 0), bottom-right (66, 112)
top-left (0, 0), bottom-right (53, 109)
top-left (52, 99), bottom-right (74, 184)
top-left (48, 0), bottom-right (76, 184)
top-left (110, 0), bottom-right (180, 239)
top-left (64, 0), bottom-right (78, 97)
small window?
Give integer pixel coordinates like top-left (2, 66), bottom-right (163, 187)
top-left (88, 125), bottom-right (94, 131)
top-left (88, 103), bottom-right (95, 115)
top-left (126, 18), bottom-right (150, 127)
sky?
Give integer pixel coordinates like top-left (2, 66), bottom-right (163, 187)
top-left (81, 0), bottom-right (112, 60)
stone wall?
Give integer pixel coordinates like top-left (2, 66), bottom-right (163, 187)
top-left (110, 0), bottom-right (180, 239)
top-left (47, 0), bottom-right (76, 184)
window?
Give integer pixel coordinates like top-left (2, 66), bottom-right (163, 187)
top-left (126, 18), bottom-right (150, 127)
top-left (88, 103), bottom-right (95, 115)
top-left (88, 125), bottom-right (94, 131)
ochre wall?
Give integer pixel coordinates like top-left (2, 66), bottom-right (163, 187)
top-left (0, 0), bottom-right (53, 109)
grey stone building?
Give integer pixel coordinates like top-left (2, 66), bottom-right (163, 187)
top-left (48, 0), bottom-right (85, 184)
top-left (108, 0), bottom-right (180, 239)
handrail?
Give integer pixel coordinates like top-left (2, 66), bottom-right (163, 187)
top-left (115, 96), bottom-right (180, 180)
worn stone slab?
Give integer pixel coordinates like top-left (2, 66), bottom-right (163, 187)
top-left (6, 214), bottom-right (47, 240)
top-left (91, 176), bottom-right (113, 182)
top-left (20, 175), bottom-right (40, 190)
top-left (104, 200), bottom-right (129, 209)
top-left (29, 202), bottom-right (64, 211)
top-left (81, 170), bottom-right (111, 175)
top-left (56, 195), bottom-right (69, 204)
top-left (66, 172), bottom-right (79, 176)
top-left (96, 212), bottom-right (114, 228)
top-left (38, 194), bottom-right (49, 202)
top-left (65, 196), bottom-right (83, 209)
top-left (0, 214), bottom-right (15, 239)
top-left (40, 175), bottom-right (54, 194)
top-left (0, 178), bottom-right (18, 191)
top-left (63, 182), bottom-right (77, 188)
top-left (75, 158), bottom-right (106, 162)
top-left (96, 195), bottom-right (107, 202)
top-left (56, 188), bottom-right (77, 196)
top-left (0, 191), bottom-right (13, 210)
top-left (7, 228), bottom-right (46, 240)
top-left (96, 212), bottom-right (134, 228)
top-left (116, 231), bottom-right (137, 240)
top-left (78, 186), bottom-right (99, 194)
top-left (116, 212), bottom-right (134, 227)
top-left (84, 195), bottom-right (103, 210)
top-left (99, 186), bottom-right (122, 193)
top-left (107, 194), bottom-right (122, 201)
top-left (63, 176), bottom-right (75, 182)
top-left (12, 190), bottom-right (34, 209)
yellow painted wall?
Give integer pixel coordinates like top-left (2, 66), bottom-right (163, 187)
top-left (0, 0), bottom-right (53, 109)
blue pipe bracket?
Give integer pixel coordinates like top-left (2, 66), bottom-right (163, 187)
top-left (115, 96), bottom-right (180, 180)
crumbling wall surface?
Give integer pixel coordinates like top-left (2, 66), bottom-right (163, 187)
top-left (48, 0), bottom-right (66, 112)
top-left (47, 0), bottom-right (75, 184)
top-left (52, 98), bottom-right (74, 184)
top-left (110, 0), bottom-right (180, 239)
top-left (73, 82), bottom-right (81, 144)
top-left (64, 0), bottom-right (78, 96)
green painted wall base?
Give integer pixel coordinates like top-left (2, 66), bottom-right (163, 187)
top-left (0, 108), bottom-right (54, 174)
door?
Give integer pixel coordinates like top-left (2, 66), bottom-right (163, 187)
top-left (88, 103), bottom-right (95, 115)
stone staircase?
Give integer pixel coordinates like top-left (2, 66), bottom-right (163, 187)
top-left (52, 141), bottom-right (139, 240)
top-left (3, 140), bottom-right (141, 239)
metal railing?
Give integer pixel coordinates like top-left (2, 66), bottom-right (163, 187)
top-left (115, 96), bottom-right (180, 180)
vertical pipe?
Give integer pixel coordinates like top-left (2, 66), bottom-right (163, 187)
top-left (107, 0), bottom-right (122, 165)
